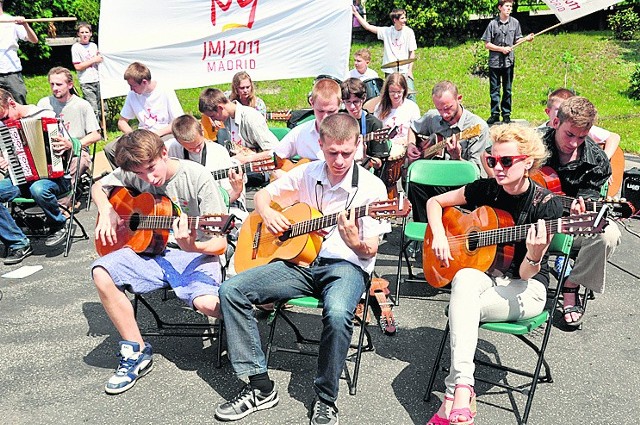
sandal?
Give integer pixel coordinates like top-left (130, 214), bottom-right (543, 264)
top-left (562, 285), bottom-right (585, 327)
top-left (449, 384), bottom-right (476, 425)
top-left (426, 395), bottom-right (453, 425)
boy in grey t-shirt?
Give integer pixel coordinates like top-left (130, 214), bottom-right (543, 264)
top-left (91, 129), bottom-right (227, 395)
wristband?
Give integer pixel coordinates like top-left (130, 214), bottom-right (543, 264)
top-left (525, 256), bottom-right (541, 267)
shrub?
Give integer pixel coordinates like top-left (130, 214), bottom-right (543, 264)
top-left (607, 8), bottom-right (640, 41)
top-left (364, 0), bottom-right (492, 46)
top-left (469, 41), bottom-right (489, 77)
top-left (630, 64), bottom-right (640, 100)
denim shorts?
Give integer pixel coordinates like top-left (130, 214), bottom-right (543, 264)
top-left (91, 247), bottom-right (222, 308)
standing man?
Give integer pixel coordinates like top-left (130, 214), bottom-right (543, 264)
top-left (215, 113), bottom-right (391, 425)
top-left (481, 0), bottom-right (533, 125)
top-left (0, 0), bottom-right (38, 104)
top-left (102, 62), bottom-right (184, 168)
top-left (352, 6), bottom-right (417, 101)
top-left (406, 81), bottom-right (489, 223)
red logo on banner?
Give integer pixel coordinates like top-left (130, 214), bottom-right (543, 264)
top-left (211, 0), bottom-right (258, 31)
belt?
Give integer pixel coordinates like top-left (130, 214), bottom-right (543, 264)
top-left (0, 71), bottom-right (21, 77)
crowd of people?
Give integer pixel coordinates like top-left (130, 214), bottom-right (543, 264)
top-left (0, 2), bottom-right (626, 425)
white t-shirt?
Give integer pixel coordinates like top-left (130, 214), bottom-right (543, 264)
top-left (0, 15), bottom-right (28, 73)
top-left (349, 68), bottom-right (379, 80)
top-left (120, 82), bottom-right (184, 133)
top-left (273, 119), bottom-right (323, 160)
top-left (374, 99), bottom-right (421, 147)
top-left (377, 25), bottom-right (417, 74)
top-left (71, 42), bottom-right (100, 84)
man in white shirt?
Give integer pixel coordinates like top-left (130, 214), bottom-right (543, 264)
top-left (270, 79), bottom-right (342, 180)
top-left (0, 1), bottom-right (38, 104)
top-left (215, 113), bottom-right (391, 425)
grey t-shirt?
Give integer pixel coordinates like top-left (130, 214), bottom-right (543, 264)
top-left (36, 95), bottom-right (100, 139)
top-left (410, 107), bottom-right (489, 177)
top-left (99, 159), bottom-right (226, 241)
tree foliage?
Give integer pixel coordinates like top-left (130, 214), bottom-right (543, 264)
top-left (363, 0), bottom-right (496, 45)
top-left (4, 0), bottom-right (100, 62)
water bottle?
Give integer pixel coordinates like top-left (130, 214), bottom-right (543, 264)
top-left (554, 256), bottom-right (572, 278)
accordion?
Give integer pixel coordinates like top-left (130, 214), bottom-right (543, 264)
top-left (0, 117), bottom-right (65, 186)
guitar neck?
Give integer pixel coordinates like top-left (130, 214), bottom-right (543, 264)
top-left (286, 205), bottom-right (369, 238)
top-left (470, 219), bottom-right (565, 248)
top-left (422, 139), bottom-right (447, 158)
top-left (211, 163), bottom-right (253, 180)
top-left (124, 215), bottom-right (222, 231)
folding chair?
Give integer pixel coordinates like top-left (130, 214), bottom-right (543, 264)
top-left (265, 280), bottom-right (374, 396)
top-left (132, 292), bottom-right (225, 368)
top-left (10, 137), bottom-right (89, 256)
top-left (424, 233), bottom-right (575, 425)
top-left (268, 126), bottom-right (290, 141)
top-left (394, 160), bottom-right (479, 304)
top-left (85, 142), bottom-right (98, 211)
top-left (129, 171), bottom-right (233, 369)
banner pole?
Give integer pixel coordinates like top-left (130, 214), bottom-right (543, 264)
top-left (513, 22), bottom-right (565, 49)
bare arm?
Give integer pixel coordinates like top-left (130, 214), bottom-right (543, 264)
top-left (117, 117), bottom-right (134, 134)
top-left (352, 5), bottom-right (379, 35)
top-left (14, 18), bottom-right (38, 43)
top-left (73, 54), bottom-right (103, 72)
top-left (602, 132), bottom-right (621, 159)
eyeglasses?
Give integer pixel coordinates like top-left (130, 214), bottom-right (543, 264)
top-left (486, 154), bottom-right (528, 168)
top-left (389, 90), bottom-right (404, 97)
top-left (343, 99), bottom-right (363, 106)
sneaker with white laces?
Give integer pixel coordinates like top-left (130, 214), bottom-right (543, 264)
top-left (215, 384), bottom-right (279, 421)
top-left (310, 398), bottom-right (339, 425)
top-left (104, 341), bottom-right (153, 395)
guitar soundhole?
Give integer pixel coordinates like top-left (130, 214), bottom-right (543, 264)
top-left (129, 213), bottom-right (141, 231)
top-left (467, 231), bottom-right (479, 251)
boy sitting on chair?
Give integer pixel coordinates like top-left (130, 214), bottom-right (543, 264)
top-left (91, 129), bottom-right (227, 394)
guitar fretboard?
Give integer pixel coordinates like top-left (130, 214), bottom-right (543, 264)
top-left (465, 219), bottom-right (573, 248)
top-left (287, 205), bottom-right (369, 238)
top-left (211, 162), bottom-right (256, 180)
top-left (122, 215), bottom-right (225, 231)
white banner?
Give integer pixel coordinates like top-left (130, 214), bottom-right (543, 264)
top-left (542, 0), bottom-right (622, 23)
top-left (98, 0), bottom-right (352, 99)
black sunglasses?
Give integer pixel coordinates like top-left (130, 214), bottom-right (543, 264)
top-left (486, 154), bottom-right (528, 168)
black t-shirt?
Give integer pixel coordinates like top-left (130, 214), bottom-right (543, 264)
top-left (463, 178), bottom-right (563, 287)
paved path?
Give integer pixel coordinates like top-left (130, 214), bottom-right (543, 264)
top-left (1, 157), bottom-right (639, 424)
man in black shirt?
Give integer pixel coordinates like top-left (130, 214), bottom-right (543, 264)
top-left (540, 96), bottom-right (621, 327)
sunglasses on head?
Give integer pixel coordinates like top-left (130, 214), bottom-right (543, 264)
top-left (486, 154), bottom-right (528, 168)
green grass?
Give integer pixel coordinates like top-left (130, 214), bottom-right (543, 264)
top-left (25, 30), bottom-right (640, 153)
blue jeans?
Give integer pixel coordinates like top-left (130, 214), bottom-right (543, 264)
top-left (0, 179), bottom-right (28, 249)
top-left (219, 258), bottom-right (367, 403)
top-left (489, 66), bottom-right (514, 118)
top-left (27, 178), bottom-right (70, 226)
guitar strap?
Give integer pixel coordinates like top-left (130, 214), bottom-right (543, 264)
top-left (351, 163), bottom-right (359, 188)
top-left (359, 111), bottom-right (367, 136)
top-left (515, 179), bottom-right (546, 226)
top-left (183, 143), bottom-right (207, 167)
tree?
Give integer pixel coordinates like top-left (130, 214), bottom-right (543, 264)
top-left (4, 0), bottom-right (100, 62)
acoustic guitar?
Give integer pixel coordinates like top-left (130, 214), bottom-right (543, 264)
top-left (95, 187), bottom-right (235, 257)
top-left (531, 166), bottom-right (637, 219)
top-left (211, 155), bottom-right (278, 180)
top-left (265, 110), bottom-right (292, 121)
top-left (417, 124), bottom-right (483, 159)
top-left (234, 197), bottom-right (411, 273)
top-left (422, 205), bottom-right (609, 288)
top-left (606, 146), bottom-right (625, 197)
